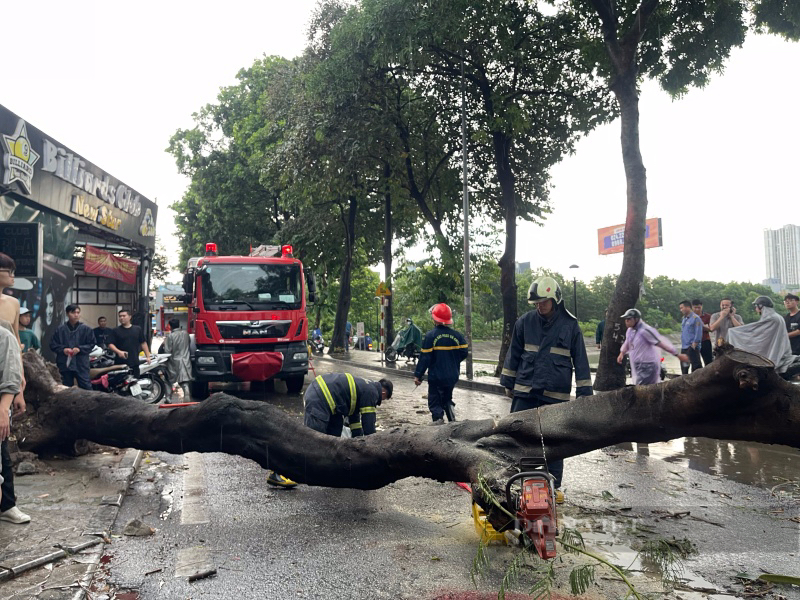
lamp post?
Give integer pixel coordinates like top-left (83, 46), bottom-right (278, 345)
top-left (569, 264), bottom-right (579, 321)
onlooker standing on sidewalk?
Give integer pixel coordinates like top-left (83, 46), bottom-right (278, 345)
top-left (108, 309), bottom-right (151, 376)
top-left (164, 318), bottom-right (192, 398)
top-left (595, 318), bottom-right (605, 350)
top-left (709, 298), bottom-right (743, 346)
top-left (679, 300), bottom-right (703, 374)
top-left (692, 299), bottom-right (713, 366)
top-left (18, 307), bottom-right (40, 353)
top-left (93, 316), bottom-right (112, 348)
top-left (783, 293), bottom-right (800, 355)
top-left (500, 276), bottom-right (593, 504)
top-left (414, 303), bottom-right (469, 424)
top-left (617, 309), bottom-right (688, 384)
top-left (49, 304), bottom-right (95, 390)
top-left (0, 318), bottom-right (30, 524)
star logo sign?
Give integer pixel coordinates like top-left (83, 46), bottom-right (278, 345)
top-left (2, 119), bottom-right (39, 194)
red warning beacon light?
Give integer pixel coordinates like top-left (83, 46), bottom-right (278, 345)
top-left (205, 242), bottom-right (218, 256)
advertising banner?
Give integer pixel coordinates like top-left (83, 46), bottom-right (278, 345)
top-left (85, 244), bottom-right (138, 285)
top-left (598, 218), bottom-right (662, 256)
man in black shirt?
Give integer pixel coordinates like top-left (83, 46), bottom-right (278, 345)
top-left (93, 316), bottom-right (112, 347)
top-left (784, 293), bottom-right (800, 355)
top-left (108, 309), bottom-right (151, 376)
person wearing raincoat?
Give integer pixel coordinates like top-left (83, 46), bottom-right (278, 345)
top-left (163, 318), bottom-right (192, 399)
top-left (727, 296), bottom-right (800, 380)
top-left (397, 317), bottom-right (423, 360)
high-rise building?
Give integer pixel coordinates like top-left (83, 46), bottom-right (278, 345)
top-left (764, 225), bottom-right (800, 288)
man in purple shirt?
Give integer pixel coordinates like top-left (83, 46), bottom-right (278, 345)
top-left (679, 300), bottom-right (704, 374)
top-left (617, 309), bottom-right (688, 384)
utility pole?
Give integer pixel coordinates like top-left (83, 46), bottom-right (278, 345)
top-left (462, 57), bottom-right (473, 380)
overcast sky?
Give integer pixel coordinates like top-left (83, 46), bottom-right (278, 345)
top-left (3, 1), bottom-right (798, 286)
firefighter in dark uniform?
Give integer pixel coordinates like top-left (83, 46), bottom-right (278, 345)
top-left (414, 303), bottom-right (469, 424)
top-left (500, 276), bottom-right (593, 504)
top-left (266, 373), bottom-right (393, 488)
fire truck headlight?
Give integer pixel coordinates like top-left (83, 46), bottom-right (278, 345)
top-left (197, 356), bottom-right (215, 364)
top-left (293, 352), bottom-right (308, 361)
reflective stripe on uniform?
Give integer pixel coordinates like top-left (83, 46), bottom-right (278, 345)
top-left (432, 344), bottom-right (469, 350)
top-left (550, 346), bottom-right (570, 356)
top-left (575, 379), bottom-right (592, 387)
top-left (523, 344), bottom-right (539, 353)
top-left (514, 383), bottom-right (532, 393)
top-left (346, 373), bottom-right (357, 416)
top-left (501, 368), bottom-right (517, 377)
top-left (543, 390), bottom-right (571, 401)
top-left (360, 406), bottom-right (376, 414)
top-left (315, 375), bottom-right (336, 413)
top-left (420, 347), bottom-right (433, 353)
top-left (349, 422), bottom-right (362, 430)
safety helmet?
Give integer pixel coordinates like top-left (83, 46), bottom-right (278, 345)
top-left (620, 308), bottom-right (641, 319)
top-left (528, 276), bottom-right (562, 305)
top-left (752, 295), bottom-right (774, 309)
top-left (430, 303), bottom-right (453, 325)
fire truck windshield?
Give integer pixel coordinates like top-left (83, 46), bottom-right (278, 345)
top-left (201, 263), bottom-right (302, 310)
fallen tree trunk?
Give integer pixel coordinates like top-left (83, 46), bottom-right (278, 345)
top-left (18, 347), bottom-right (799, 492)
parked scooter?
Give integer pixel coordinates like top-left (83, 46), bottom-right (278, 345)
top-left (138, 353), bottom-right (171, 404)
top-left (310, 334), bottom-right (325, 355)
top-left (88, 347), bottom-right (166, 404)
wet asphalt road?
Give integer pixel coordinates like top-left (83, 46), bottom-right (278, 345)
top-left (94, 359), bottom-right (800, 600)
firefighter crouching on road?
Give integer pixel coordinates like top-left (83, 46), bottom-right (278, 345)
top-left (500, 276), bottom-right (593, 504)
top-left (266, 374), bottom-right (393, 488)
top-left (414, 303), bottom-right (469, 425)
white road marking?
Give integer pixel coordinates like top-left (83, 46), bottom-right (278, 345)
top-left (181, 452), bottom-right (209, 525)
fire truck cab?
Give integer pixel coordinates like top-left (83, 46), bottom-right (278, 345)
top-left (181, 243), bottom-right (316, 398)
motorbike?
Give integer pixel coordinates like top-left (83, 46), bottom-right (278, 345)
top-left (310, 334), bottom-right (325, 355)
top-left (138, 353), bottom-right (171, 404)
top-left (88, 347), bottom-right (167, 404)
top-left (385, 333), bottom-right (420, 363)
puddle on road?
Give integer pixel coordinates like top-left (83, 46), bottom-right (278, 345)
top-left (616, 438), bottom-right (800, 490)
top-left (561, 515), bottom-right (741, 599)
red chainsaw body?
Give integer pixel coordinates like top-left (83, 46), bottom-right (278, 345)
top-left (517, 476), bottom-right (558, 559)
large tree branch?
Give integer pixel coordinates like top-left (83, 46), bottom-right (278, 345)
top-left (19, 348), bottom-right (799, 495)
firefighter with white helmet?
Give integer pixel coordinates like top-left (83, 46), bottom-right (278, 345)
top-left (414, 303), bottom-right (469, 424)
top-left (500, 276), bottom-right (593, 503)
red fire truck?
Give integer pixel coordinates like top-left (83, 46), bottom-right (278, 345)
top-left (180, 243), bottom-right (316, 398)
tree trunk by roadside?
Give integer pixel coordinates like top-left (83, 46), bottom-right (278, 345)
top-left (590, 0), bottom-right (659, 391)
top-left (329, 195), bottom-right (358, 353)
top-left (493, 131), bottom-right (518, 376)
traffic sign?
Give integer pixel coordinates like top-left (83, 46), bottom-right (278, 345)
top-left (375, 282), bottom-right (391, 296)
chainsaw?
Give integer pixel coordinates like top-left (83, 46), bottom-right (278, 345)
top-left (504, 457), bottom-right (558, 559)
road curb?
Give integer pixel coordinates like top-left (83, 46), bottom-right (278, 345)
top-left (315, 354), bottom-right (508, 396)
top-left (0, 447), bottom-right (145, 592)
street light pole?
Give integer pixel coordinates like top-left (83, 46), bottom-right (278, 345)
top-left (569, 264), bottom-right (579, 321)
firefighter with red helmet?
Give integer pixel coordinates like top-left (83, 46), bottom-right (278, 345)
top-left (414, 303), bottom-right (469, 424)
top-left (500, 276), bottom-right (593, 503)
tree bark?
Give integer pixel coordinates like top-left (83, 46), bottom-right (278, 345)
top-left (24, 341), bottom-right (797, 495)
top-left (494, 131), bottom-right (519, 377)
top-left (329, 195), bottom-right (358, 353)
top-left (592, 0), bottom-right (660, 391)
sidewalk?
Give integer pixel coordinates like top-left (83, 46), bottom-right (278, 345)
top-left (0, 446), bottom-right (142, 598)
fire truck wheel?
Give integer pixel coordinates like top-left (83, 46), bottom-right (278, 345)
top-left (285, 375), bottom-right (305, 395)
top-left (191, 380), bottom-right (210, 400)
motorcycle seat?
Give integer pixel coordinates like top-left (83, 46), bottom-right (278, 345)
top-left (89, 364), bottom-right (127, 378)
